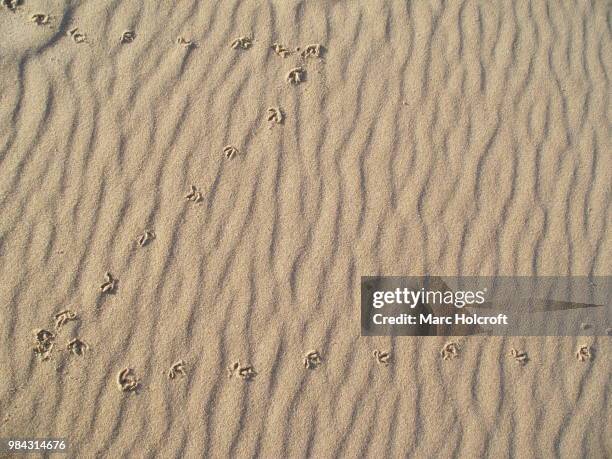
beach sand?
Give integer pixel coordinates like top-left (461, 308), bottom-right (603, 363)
top-left (0, 0), bottom-right (610, 457)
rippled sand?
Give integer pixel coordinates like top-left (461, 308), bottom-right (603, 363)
top-left (0, 1), bottom-right (610, 457)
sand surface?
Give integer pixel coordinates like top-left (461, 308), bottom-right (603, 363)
top-left (0, 0), bottom-right (610, 457)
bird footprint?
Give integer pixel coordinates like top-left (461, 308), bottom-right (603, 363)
top-left (231, 36), bottom-right (252, 49)
top-left (576, 345), bottom-right (592, 362)
top-left (68, 27), bottom-right (86, 44)
top-left (168, 360), bottom-right (186, 379)
top-left (223, 145), bottom-right (239, 159)
top-left (373, 350), bottom-right (391, 365)
top-left (2, 0), bottom-right (18, 12)
top-left (509, 348), bottom-right (528, 365)
top-left (100, 272), bottom-right (117, 294)
top-left (31, 14), bottom-right (50, 25)
top-left (117, 368), bottom-right (140, 392)
top-left (137, 230), bottom-right (155, 247)
top-left (54, 310), bottom-right (77, 329)
top-left (303, 350), bottom-right (322, 369)
top-left (33, 329), bottom-right (55, 361)
top-left (67, 338), bottom-right (88, 356)
top-left (185, 185), bottom-right (202, 203)
top-left (271, 43), bottom-right (291, 57)
top-left (287, 67), bottom-right (305, 84)
top-left (441, 342), bottom-right (460, 360)
top-left (301, 44), bottom-right (324, 58)
top-left (228, 361), bottom-right (257, 380)
top-left (120, 31), bottom-right (136, 44)
top-left (267, 107), bottom-right (283, 125)
top-left (177, 37), bottom-right (195, 48)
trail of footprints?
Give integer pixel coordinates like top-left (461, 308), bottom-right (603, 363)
top-left (25, 19), bottom-right (324, 164)
top-left (437, 342), bottom-right (595, 365)
top-left (275, 42), bottom-right (324, 86)
top-left (20, 19), bottom-right (602, 401)
top-left (31, 249), bottom-right (602, 393)
top-left (3, 4), bottom-right (325, 96)
top-left (30, 303), bottom-right (600, 393)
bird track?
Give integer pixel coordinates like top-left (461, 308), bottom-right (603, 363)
top-left (67, 338), bottom-right (88, 356)
top-left (509, 348), bottom-right (529, 365)
top-left (227, 361), bottom-right (257, 380)
top-left (267, 107), bottom-right (283, 125)
top-left (373, 350), bottom-right (391, 365)
top-left (576, 345), bottom-right (592, 362)
top-left (300, 44), bottom-right (324, 58)
top-left (120, 31), bottom-right (136, 44)
top-left (441, 342), bottom-right (460, 361)
top-left (185, 185), bottom-right (202, 203)
top-left (168, 360), bottom-right (186, 380)
top-left (271, 43), bottom-right (291, 57)
top-left (99, 272), bottom-right (117, 294)
top-left (177, 37), bottom-right (195, 48)
top-left (117, 368), bottom-right (140, 392)
top-left (137, 230), bottom-right (155, 247)
top-left (68, 28), bottom-right (87, 44)
top-left (303, 350), bottom-right (322, 369)
top-left (54, 310), bottom-right (77, 329)
top-left (33, 329), bottom-right (55, 361)
top-left (223, 145), bottom-right (239, 159)
top-left (286, 67), bottom-right (305, 85)
top-left (231, 36), bottom-right (252, 50)
top-left (31, 14), bottom-right (50, 25)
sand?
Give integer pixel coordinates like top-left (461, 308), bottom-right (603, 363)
top-left (0, 0), bottom-right (610, 457)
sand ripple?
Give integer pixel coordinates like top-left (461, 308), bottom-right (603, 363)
top-left (0, 1), bottom-right (610, 457)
